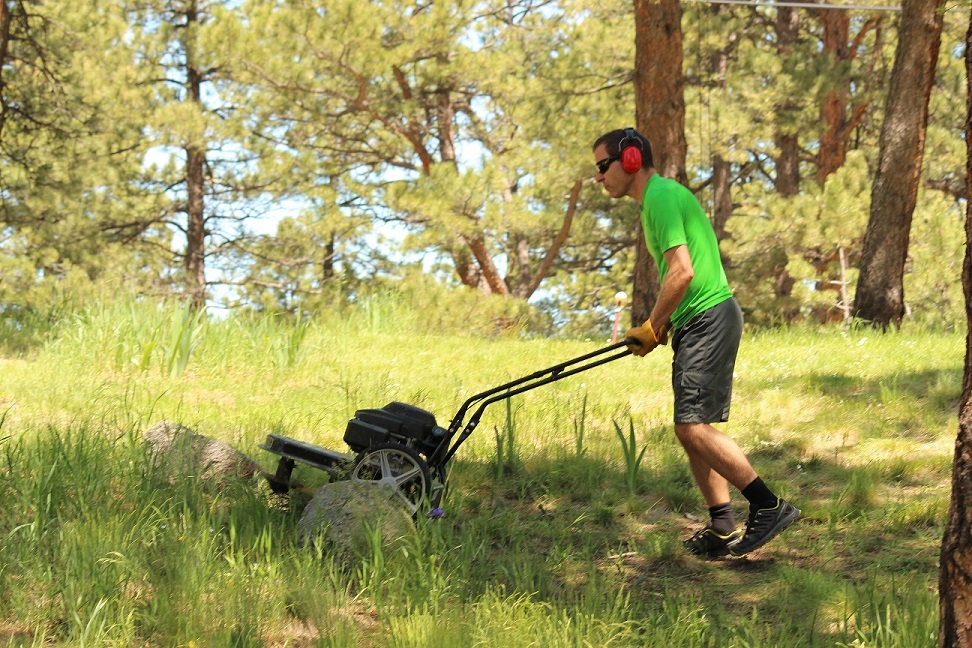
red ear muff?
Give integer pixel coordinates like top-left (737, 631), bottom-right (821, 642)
top-left (620, 145), bottom-right (642, 173)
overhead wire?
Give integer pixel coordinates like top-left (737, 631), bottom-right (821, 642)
top-left (683, 0), bottom-right (901, 11)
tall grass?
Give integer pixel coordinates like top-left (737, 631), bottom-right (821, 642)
top-left (0, 299), bottom-right (961, 646)
top-left (614, 415), bottom-right (647, 496)
top-left (493, 398), bottom-right (520, 479)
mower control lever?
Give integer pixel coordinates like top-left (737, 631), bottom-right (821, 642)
top-left (432, 340), bottom-right (634, 466)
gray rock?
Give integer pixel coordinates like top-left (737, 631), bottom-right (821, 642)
top-left (297, 480), bottom-right (416, 560)
top-left (143, 420), bottom-right (261, 483)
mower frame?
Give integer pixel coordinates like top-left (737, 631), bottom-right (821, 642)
top-left (259, 339), bottom-right (633, 515)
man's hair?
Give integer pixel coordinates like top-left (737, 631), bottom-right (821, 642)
top-left (592, 128), bottom-right (654, 169)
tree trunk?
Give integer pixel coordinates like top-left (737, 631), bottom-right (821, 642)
top-left (516, 179), bottom-right (582, 301)
top-left (775, 133), bottom-right (801, 197)
top-left (852, 0), bottom-right (943, 328)
top-left (465, 233), bottom-right (508, 296)
top-left (0, 0), bottom-right (12, 141)
top-left (512, 234), bottom-right (531, 296)
top-left (322, 232), bottom-right (335, 283)
top-left (771, 6), bottom-right (801, 313)
top-left (185, 142), bottom-right (207, 310)
top-left (183, 0), bottom-right (206, 310)
top-left (941, 341), bottom-right (972, 647)
top-left (814, 12), bottom-right (881, 186)
top-left (816, 10), bottom-right (852, 185)
top-left (631, 238), bottom-right (655, 326)
top-left (711, 153), bottom-right (732, 243)
top-left (632, 0), bottom-right (686, 324)
top-left (452, 246), bottom-right (483, 290)
top-left (633, 0), bottom-right (687, 185)
top-left (774, 6), bottom-right (802, 197)
top-left (938, 13), bottom-right (972, 646)
top-left (708, 9), bottom-right (736, 247)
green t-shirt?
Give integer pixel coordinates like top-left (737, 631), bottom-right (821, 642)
top-left (640, 174), bottom-right (733, 330)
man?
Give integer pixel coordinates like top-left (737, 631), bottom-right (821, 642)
top-left (592, 127), bottom-right (798, 557)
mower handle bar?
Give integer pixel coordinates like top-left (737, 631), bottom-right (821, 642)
top-left (431, 338), bottom-right (637, 466)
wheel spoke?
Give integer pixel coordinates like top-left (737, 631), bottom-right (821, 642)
top-left (392, 466), bottom-right (421, 485)
top-left (396, 492), bottom-right (418, 514)
top-left (378, 450), bottom-right (393, 478)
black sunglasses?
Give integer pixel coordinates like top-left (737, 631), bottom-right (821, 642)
top-left (595, 154), bottom-right (620, 175)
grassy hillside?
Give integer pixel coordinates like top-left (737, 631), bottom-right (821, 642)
top-left (0, 300), bottom-right (961, 646)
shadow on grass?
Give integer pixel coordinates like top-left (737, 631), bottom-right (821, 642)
top-left (442, 437), bottom-right (944, 646)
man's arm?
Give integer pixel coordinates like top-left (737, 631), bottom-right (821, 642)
top-left (649, 244), bottom-right (694, 329)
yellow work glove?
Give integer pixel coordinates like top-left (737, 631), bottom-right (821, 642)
top-left (624, 319), bottom-right (669, 357)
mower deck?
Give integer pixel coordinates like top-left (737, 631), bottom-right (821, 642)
top-left (260, 433), bottom-right (353, 492)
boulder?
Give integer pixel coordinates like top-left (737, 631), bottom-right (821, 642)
top-left (297, 480), bottom-right (416, 561)
top-left (143, 420), bottom-right (261, 483)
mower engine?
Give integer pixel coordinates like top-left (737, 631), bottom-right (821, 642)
top-left (343, 401), bottom-right (447, 457)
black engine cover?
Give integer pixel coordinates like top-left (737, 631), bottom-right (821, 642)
top-left (344, 401), bottom-right (444, 453)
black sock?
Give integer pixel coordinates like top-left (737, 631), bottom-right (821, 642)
top-left (741, 477), bottom-right (778, 510)
top-left (708, 502), bottom-right (736, 535)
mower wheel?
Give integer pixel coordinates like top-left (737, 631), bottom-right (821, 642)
top-left (350, 442), bottom-right (431, 516)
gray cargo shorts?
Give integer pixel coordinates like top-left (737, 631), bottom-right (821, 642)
top-left (671, 297), bottom-right (743, 424)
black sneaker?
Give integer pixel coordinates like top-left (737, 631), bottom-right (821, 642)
top-left (729, 499), bottom-right (799, 556)
top-left (683, 525), bottom-right (744, 557)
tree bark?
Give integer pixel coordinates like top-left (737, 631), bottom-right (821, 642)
top-left (632, 0), bottom-right (686, 324)
top-left (939, 13), bottom-right (972, 647)
top-left (852, 0), bottom-right (943, 328)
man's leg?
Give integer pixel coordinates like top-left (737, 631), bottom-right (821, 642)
top-left (675, 422), bottom-right (757, 498)
top-left (675, 421), bottom-right (799, 555)
top-left (676, 422), bottom-right (751, 554)
top-left (671, 299), bottom-right (797, 555)
top-left (685, 450), bottom-right (730, 506)
top-left (676, 421), bottom-right (798, 557)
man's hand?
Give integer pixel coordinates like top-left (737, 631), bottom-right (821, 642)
top-left (625, 319), bottom-right (669, 357)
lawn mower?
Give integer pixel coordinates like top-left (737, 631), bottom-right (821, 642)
top-left (259, 339), bottom-right (634, 516)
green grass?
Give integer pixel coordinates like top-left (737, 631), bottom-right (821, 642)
top-left (0, 299), bottom-right (960, 646)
